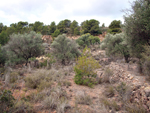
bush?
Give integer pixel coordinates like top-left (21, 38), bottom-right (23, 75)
top-left (0, 89), bottom-right (15, 112)
top-left (76, 33), bottom-right (100, 48)
top-left (51, 34), bottom-right (80, 65)
top-left (10, 72), bottom-right (19, 83)
top-left (74, 47), bottom-right (101, 87)
top-left (13, 100), bottom-right (34, 113)
top-left (52, 29), bottom-right (60, 38)
top-left (75, 91), bottom-right (92, 105)
top-left (101, 33), bottom-right (130, 63)
top-left (102, 68), bottom-right (113, 83)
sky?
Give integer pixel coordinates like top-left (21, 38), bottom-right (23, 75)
top-left (0, 0), bottom-right (135, 27)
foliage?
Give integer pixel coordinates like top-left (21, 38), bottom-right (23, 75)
top-left (108, 20), bottom-right (122, 34)
top-left (0, 31), bottom-right (9, 45)
top-left (81, 19), bottom-right (101, 35)
top-left (0, 45), bottom-right (7, 65)
top-left (51, 34), bottom-right (80, 65)
top-left (3, 31), bottom-right (44, 65)
top-left (74, 47), bottom-right (101, 87)
top-left (141, 45), bottom-right (150, 76)
top-left (70, 20), bottom-right (79, 35)
top-left (52, 29), bottom-right (60, 38)
top-left (109, 20), bottom-right (121, 29)
top-left (123, 0), bottom-right (150, 59)
top-left (57, 20), bottom-right (66, 33)
top-left (0, 89), bottom-right (15, 112)
top-left (101, 33), bottom-right (130, 63)
top-left (76, 33), bottom-right (100, 48)
top-left (49, 21), bottom-right (56, 35)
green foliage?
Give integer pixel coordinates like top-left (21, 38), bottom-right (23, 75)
top-left (74, 47), bottom-right (101, 87)
top-left (49, 21), bottom-right (56, 35)
top-left (107, 28), bottom-right (122, 35)
top-left (76, 33), bottom-right (100, 48)
top-left (109, 20), bottom-right (121, 29)
top-left (51, 34), bottom-right (80, 65)
top-left (3, 31), bottom-right (44, 65)
top-left (57, 20), bottom-right (66, 33)
top-left (108, 20), bottom-right (122, 34)
top-left (52, 29), bottom-right (60, 38)
top-left (0, 31), bottom-right (9, 45)
top-left (70, 20), bottom-right (79, 35)
top-left (0, 89), bottom-right (15, 112)
top-left (81, 19), bottom-right (101, 35)
top-left (0, 45), bottom-right (7, 65)
top-left (141, 45), bottom-right (150, 76)
top-left (101, 33), bottom-right (130, 63)
top-left (124, 0), bottom-right (150, 59)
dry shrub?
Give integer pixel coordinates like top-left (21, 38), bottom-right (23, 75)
top-left (102, 68), bottom-right (113, 83)
top-left (75, 91), bottom-right (92, 105)
top-left (103, 85), bottom-right (115, 98)
top-left (25, 68), bottom-right (65, 89)
top-left (125, 103), bottom-right (147, 113)
top-left (10, 72), bottom-right (19, 83)
top-left (13, 100), bottom-right (34, 113)
top-left (42, 86), bottom-right (69, 112)
top-left (101, 98), bottom-right (120, 111)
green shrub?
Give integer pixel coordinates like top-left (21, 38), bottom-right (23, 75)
top-left (74, 47), bottom-right (101, 87)
top-left (0, 89), bottom-right (15, 112)
top-left (76, 33), bottom-right (100, 48)
top-left (10, 72), bottom-right (19, 83)
top-left (51, 34), bottom-right (80, 65)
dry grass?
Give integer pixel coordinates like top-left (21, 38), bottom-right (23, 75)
top-left (75, 91), bottom-right (92, 105)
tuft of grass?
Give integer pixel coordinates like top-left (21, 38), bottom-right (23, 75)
top-left (75, 91), bottom-right (92, 105)
top-left (103, 85), bottom-right (115, 98)
top-left (102, 68), bottom-right (113, 83)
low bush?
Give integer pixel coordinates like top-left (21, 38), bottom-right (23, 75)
top-left (104, 85), bottom-right (115, 98)
top-left (75, 91), bottom-right (92, 105)
top-left (0, 89), bottom-right (15, 112)
top-left (102, 68), bottom-right (113, 83)
top-left (74, 47), bottom-right (101, 87)
top-left (10, 72), bottom-right (19, 83)
top-left (76, 33), bottom-right (100, 48)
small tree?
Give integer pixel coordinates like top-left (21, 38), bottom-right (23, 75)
top-left (51, 34), bottom-right (80, 65)
top-left (3, 31), bottom-right (44, 65)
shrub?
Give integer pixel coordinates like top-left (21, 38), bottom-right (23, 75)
top-left (74, 47), bottom-right (101, 87)
top-left (52, 29), bottom-right (60, 38)
top-left (51, 34), bottom-right (80, 65)
top-left (116, 82), bottom-right (132, 102)
top-left (102, 68), bottom-right (113, 83)
top-left (10, 72), bottom-right (19, 83)
top-left (75, 91), bottom-right (92, 105)
top-left (13, 100), bottom-right (34, 113)
top-left (0, 89), bottom-right (15, 112)
top-left (76, 33), bottom-right (100, 48)
top-left (25, 69), bottom-right (54, 89)
top-left (104, 85), bottom-right (115, 97)
top-left (101, 33), bottom-right (130, 63)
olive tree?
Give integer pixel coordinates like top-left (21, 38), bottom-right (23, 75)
top-left (3, 31), bottom-right (44, 65)
top-left (51, 34), bottom-right (80, 65)
top-left (123, 0), bottom-right (150, 59)
top-left (101, 33), bottom-right (130, 63)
